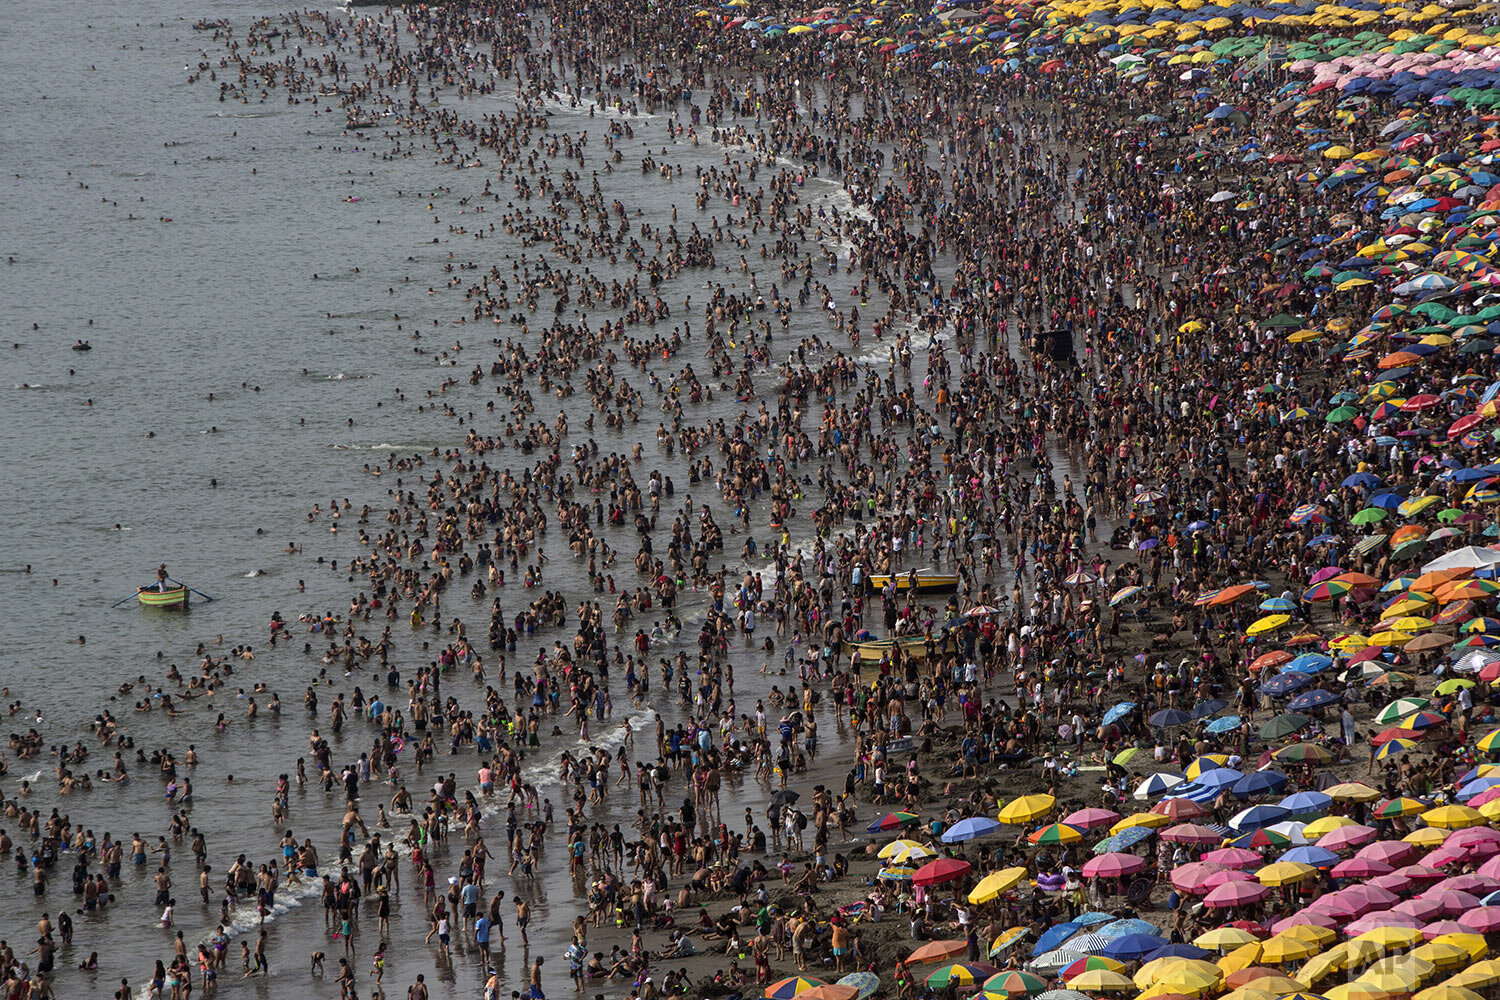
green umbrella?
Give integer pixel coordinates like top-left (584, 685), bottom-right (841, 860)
top-left (1263, 313), bottom-right (1305, 328)
top-left (1259, 712), bottom-right (1311, 740)
top-left (1352, 507), bottom-right (1389, 525)
top-left (1326, 405), bottom-right (1360, 423)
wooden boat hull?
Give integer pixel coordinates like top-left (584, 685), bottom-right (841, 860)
top-left (138, 586), bottom-right (189, 608)
top-left (866, 571), bottom-right (959, 594)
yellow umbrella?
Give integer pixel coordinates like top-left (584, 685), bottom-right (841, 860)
top-left (1405, 827), bottom-right (1449, 847)
top-left (1072, 970), bottom-right (1137, 992)
top-left (1135, 959), bottom-right (1221, 991)
top-left (1444, 968), bottom-right (1500, 990)
top-left (1247, 614), bottom-right (1292, 636)
top-left (1415, 988), bottom-right (1485, 1000)
top-left (1194, 927), bottom-right (1260, 951)
top-left (1423, 804), bottom-right (1483, 829)
top-left (1304, 815), bottom-right (1360, 837)
top-left (998, 795), bottom-right (1055, 825)
top-left (1154, 966), bottom-right (1222, 996)
top-left (1300, 945), bottom-right (1350, 985)
top-left (1261, 935), bottom-right (1319, 963)
top-left (1256, 861), bottom-right (1316, 886)
top-left (1219, 987), bottom-right (1279, 1000)
top-left (1361, 960), bottom-right (1433, 992)
top-left (1345, 937), bottom-right (1388, 968)
top-left (1430, 934), bottom-right (1487, 961)
top-left (967, 867), bottom-right (1027, 904)
top-left (1325, 782), bottom-right (1382, 802)
top-left (1239, 976), bottom-right (1304, 994)
top-left (1282, 924), bottom-right (1337, 947)
top-left (1478, 798), bottom-right (1500, 821)
top-left (1217, 943), bottom-right (1262, 977)
top-left (1413, 943), bottom-right (1471, 971)
top-left (879, 839), bottom-right (933, 860)
top-left (1111, 812), bottom-right (1170, 834)
top-left (1357, 926), bottom-right (1423, 950)
top-left (1325, 985), bottom-right (1394, 1000)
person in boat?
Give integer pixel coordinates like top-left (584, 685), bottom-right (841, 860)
top-left (156, 565), bottom-right (169, 592)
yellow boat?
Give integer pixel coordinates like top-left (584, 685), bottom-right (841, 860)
top-left (137, 585), bottom-right (189, 609)
top-left (866, 569), bottom-right (959, 594)
top-left (848, 636), bottom-right (932, 662)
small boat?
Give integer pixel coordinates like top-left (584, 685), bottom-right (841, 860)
top-left (71, 340), bottom-right (92, 351)
top-left (865, 569), bottom-right (959, 594)
top-left (847, 636), bottom-right (934, 663)
top-left (137, 585), bottom-right (189, 609)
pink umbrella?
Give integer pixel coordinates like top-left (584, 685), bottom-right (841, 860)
top-left (1357, 841), bottom-right (1418, 866)
top-left (1419, 888), bottom-right (1482, 915)
top-left (1422, 920), bottom-right (1469, 940)
top-left (1317, 825), bottom-right (1379, 850)
top-left (1367, 874), bottom-right (1415, 895)
top-left (1333, 857), bottom-right (1395, 879)
top-left (1170, 862), bottom-right (1227, 895)
top-left (1457, 840), bottom-right (1500, 860)
top-left (1446, 827), bottom-right (1500, 849)
top-left (1201, 847), bottom-right (1261, 869)
top-left (1064, 808), bottom-right (1120, 830)
top-left (1468, 787), bottom-right (1500, 808)
top-left (1394, 864), bottom-right (1447, 884)
top-left (1435, 874), bottom-right (1500, 894)
top-left (1392, 898), bottom-right (1443, 922)
top-left (1271, 911), bottom-right (1338, 934)
top-left (1306, 893), bottom-right (1354, 916)
top-left (1161, 824), bottom-right (1222, 845)
top-left (1345, 912), bottom-right (1423, 935)
top-left (1475, 855), bottom-right (1500, 880)
top-left (1204, 869), bottom-right (1259, 890)
top-left (1459, 908), bottom-right (1500, 933)
top-left (1205, 881), bottom-right (1270, 909)
top-left (1081, 853), bottom-right (1145, 879)
top-left (1425, 847), bottom-right (1470, 868)
top-left (1309, 566), bottom-right (1344, 585)
top-left (1343, 884), bottom-right (1400, 908)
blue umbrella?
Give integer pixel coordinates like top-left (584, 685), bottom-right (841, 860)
top-left (1457, 777), bottom-right (1500, 802)
top-left (1286, 653), bottom-right (1332, 674)
top-left (1261, 672), bottom-right (1312, 696)
top-left (1031, 921), bottom-right (1082, 957)
top-left (1190, 699), bottom-right (1229, 720)
top-left (1259, 598), bottom-right (1298, 612)
top-left (1096, 919), bottom-right (1160, 940)
top-left (1282, 845), bottom-right (1339, 867)
top-left (1072, 912), bottom-right (1116, 926)
top-left (1287, 689), bottom-right (1339, 711)
top-left (1100, 934), bottom-right (1170, 961)
top-left (1230, 803), bottom-right (1290, 829)
top-left (1343, 472), bottom-right (1382, 488)
top-left (1103, 702), bottom-right (1136, 726)
top-left (1143, 944), bottom-right (1210, 962)
top-left (1205, 715), bottom-right (1241, 734)
top-left (1195, 767), bottom-right (1245, 792)
top-left (1279, 791), bottom-right (1332, 816)
top-left (1149, 708), bottom-right (1192, 727)
top-left (942, 817), bottom-right (1002, 843)
top-left (1134, 773), bottom-right (1185, 797)
top-left (1233, 771), bottom-right (1288, 798)
top-left (1094, 827), bottom-right (1155, 854)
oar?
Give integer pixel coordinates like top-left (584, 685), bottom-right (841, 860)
top-left (166, 577), bottom-right (217, 603)
top-left (110, 592), bottom-right (142, 608)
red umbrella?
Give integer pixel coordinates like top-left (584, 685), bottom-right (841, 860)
top-left (1081, 853), bottom-right (1146, 879)
top-left (913, 858), bottom-right (972, 887)
top-left (1151, 798), bottom-right (1210, 821)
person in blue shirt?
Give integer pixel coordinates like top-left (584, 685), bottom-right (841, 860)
top-left (474, 914), bottom-right (491, 969)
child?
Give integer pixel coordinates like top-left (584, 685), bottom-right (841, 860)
top-left (370, 942), bottom-right (386, 983)
top-left (311, 951), bottom-right (326, 976)
top-left (240, 941), bottom-right (252, 978)
top-left (161, 898), bottom-right (176, 929)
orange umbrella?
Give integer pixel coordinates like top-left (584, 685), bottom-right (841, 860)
top-left (1391, 525), bottom-right (1428, 548)
top-left (1379, 350), bottom-right (1424, 369)
top-left (1414, 569), bottom-right (1471, 592)
top-left (1334, 572), bottom-right (1381, 588)
top-left (1226, 969), bottom-right (1290, 989)
top-left (1209, 584), bottom-right (1261, 606)
top-left (908, 941), bottom-right (970, 965)
top-left (799, 988), bottom-right (858, 1000)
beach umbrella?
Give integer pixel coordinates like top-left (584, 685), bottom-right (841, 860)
top-left (1029, 823), bottom-right (1084, 846)
top-left (836, 973), bottom-right (880, 1000)
top-left (1233, 772), bottom-right (1289, 799)
top-left (879, 839), bottom-right (932, 860)
top-left (800, 988), bottom-right (858, 1000)
top-left (1257, 861), bottom-right (1317, 886)
top-left (927, 964), bottom-right (1001, 990)
top-left (1281, 792), bottom-right (1333, 815)
top-left (1036, 993), bottom-right (1090, 1000)
top-left (1070, 970), bottom-right (1136, 992)
top-left (1282, 846), bottom-right (1340, 868)
top-left (1202, 847), bottom-right (1262, 868)
top-left (1152, 799), bottom-right (1210, 821)
top-left (913, 858), bottom-right (972, 887)
top-left (987, 927), bottom-right (1028, 960)
top-left (969, 867), bottom-right (1027, 905)
top-left (1065, 809), bottom-right (1122, 830)
top-left (767, 978), bottom-right (829, 999)
top-left (1083, 854), bottom-right (1147, 880)
top-left (1424, 805), bottom-right (1484, 828)
top-left (1162, 824), bottom-right (1222, 846)
top-left (908, 941), bottom-right (970, 965)
top-left (1135, 775), bottom-right (1185, 799)
top-left (1194, 927), bottom-right (1260, 950)
top-left (1100, 935), bottom-right (1170, 962)
top-left (867, 812), bottom-right (919, 833)
top-left (999, 795), bottom-right (1056, 825)
top-left (1061, 958), bottom-right (1125, 981)
top-left (1259, 937), bottom-right (1319, 963)
top-left (981, 971), bottom-right (1047, 997)
top-left (1326, 782), bottom-right (1382, 802)
top-left (944, 817), bottom-right (1003, 842)
top-left (1260, 713), bottom-right (1312, 739)
top-left (1206, 882), bottom-right (1271, 909)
